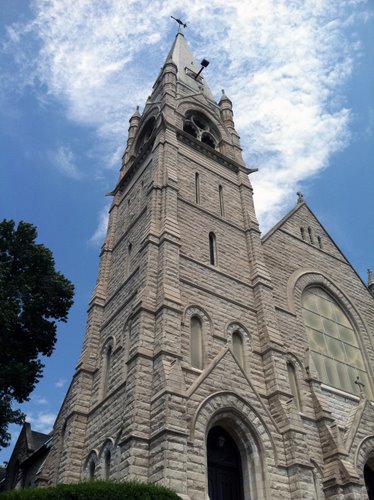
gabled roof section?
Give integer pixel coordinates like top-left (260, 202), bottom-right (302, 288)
top-left (262, 198), bottom-right (349, 264)
top-left (163, 26), bottom-right (215, 102)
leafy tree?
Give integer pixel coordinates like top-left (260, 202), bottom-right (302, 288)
top-left (0, 220), bottom-right (74, 449)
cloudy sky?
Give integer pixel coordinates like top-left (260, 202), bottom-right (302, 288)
top-left (0, 0), bottom-right (373, 462)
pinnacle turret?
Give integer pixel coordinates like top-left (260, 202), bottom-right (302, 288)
top-left (368, 269), bottom-right (374, 297)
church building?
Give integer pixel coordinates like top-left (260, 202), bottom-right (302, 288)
top-left (5, 25), bottom-right (374, 499)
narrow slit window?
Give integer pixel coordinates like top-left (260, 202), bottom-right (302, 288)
top-left (103, 345), bottom-right (112, 398)
top-left (219, 185), bottom-right (224, 216)
top-left (195, 173), bottom-right (200, 204)
top-left (209, 232), bottom-right (217, 266)
top-left (300, 227), bottom-right (305, 240)
top-left (317, 236), bottom-right (322, 249)
top-left (232, 331), bottom-right (244, 368)
top-left (191, 316), bottom-right (203, 369)
top-left (126, 243), bottom-right (132, 276)
top-left (287, 362), bottom-right (302, 411)
top-left (308, 226), bottom-right (314, 244)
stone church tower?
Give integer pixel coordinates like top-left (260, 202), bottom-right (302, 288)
top-left (36, 27), bottom-right (374, 499)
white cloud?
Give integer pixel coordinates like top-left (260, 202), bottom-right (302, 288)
top-left (49, 145), bottom-right (80, 179)
top-left (34, 395), bottom-right (48, 405)
top-left (3, 0), bottom-right (369, 229)
top-left (55, 378), bottom-right (67, 389)
top-left (89, 202), bottom-right (110, 246)
top-left (27, 412), bottom-right (56, 434)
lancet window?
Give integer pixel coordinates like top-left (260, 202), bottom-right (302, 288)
top-left (191, 316), bottom-right (203, 369)
top-left (232, 331), bottom-right (244, 368)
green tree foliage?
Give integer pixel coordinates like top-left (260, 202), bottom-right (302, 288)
top-left (0, 481), bottom-right (181, 499)
top-left (0, 220), bottom-right (74, 449)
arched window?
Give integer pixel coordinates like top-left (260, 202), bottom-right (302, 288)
top-left (300, 227), bottom-right (305, 240)
top-left (219, 185), bottom-right (224, 216)
top-left (135, 116), bottom-right (156, 153)
top-left (287, 362), bottom-right (302, 411)
top-left (89, 461), bottom-right (95, 481)
top-left (102, 344), bottom-right (112, 398)
top-left (232, 332), bottom-right (244, 368)
top-left (209, 232), bottom-right (217, 266)
top-left (317, 236), bottom-right (322, 249)
top-left (104, 450), bottom-right (111, 480)
top-left (195, 173), bottom-right (200, 204)
top-left (302, 287), bottom-right (372, 398)
top-left (191, 316), bottom-right (203, 369)
top-left (183, 111), bottom-right (218, 149)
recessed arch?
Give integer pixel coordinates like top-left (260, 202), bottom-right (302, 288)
top-left (135, 114), bottom-right (157, 154)
top-left (190, 392), bottom-right (274, 499)
top-left (84, 450), bottom-right (98, 481)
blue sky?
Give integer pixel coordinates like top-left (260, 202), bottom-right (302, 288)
top-left (0, 0), bottom-right (373, 463)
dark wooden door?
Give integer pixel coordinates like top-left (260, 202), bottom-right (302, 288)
top-left (207, 426), bottom-right (244, 500)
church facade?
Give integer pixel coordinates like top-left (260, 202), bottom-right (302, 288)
top-left (10, 28), bottom-right (374, 499)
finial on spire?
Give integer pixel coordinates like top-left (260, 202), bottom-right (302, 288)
top-left (171, 16), bottom-right (187, 35)
top-left (296, 192), bottom-right (304, 204)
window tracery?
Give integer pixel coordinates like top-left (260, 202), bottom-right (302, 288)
top-left (183, 111), bottom-right (218, 149)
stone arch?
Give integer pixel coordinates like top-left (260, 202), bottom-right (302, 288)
top-left (83, 450), bottom-right (98, 481)
top-left (98, 437), bottom-right (115, 459)
top-left (287, 269), bottom-right (374, 394)
top-left (183, 305), bottom-right (214, 368)
top-left (355, 436), bottom-right (374, 499)
top-left (176, 100), bottom-right (229, 144)
top-left (190, 392), bottom-right (274, 499)
top-left (355, 435), bottom-right (374, 471)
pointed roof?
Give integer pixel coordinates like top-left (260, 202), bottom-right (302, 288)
top-left (164, 27), bottom-right (215, 101)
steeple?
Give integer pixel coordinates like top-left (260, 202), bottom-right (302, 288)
top-left (161, 26), bottom-right (215, 101)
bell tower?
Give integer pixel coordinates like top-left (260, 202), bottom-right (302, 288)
top-left (41, 26), bottom-right (322, 500)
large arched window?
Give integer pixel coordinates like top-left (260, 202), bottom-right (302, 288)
top-left (302, 287), bottom-right (372, 398)
top-left (191, 316), bottom-right (203, 369)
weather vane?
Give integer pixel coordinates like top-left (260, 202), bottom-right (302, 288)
top-left (171, 16), bottom-right (187, 28)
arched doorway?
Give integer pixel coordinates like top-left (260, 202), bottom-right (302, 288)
top-left (365, 456), bottom-right (374, 500)
top-left (207, 426), bottom-right (244, 500)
